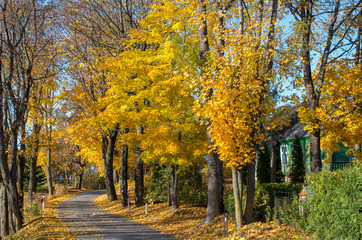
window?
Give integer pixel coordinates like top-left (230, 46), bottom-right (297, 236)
top-left (280, 145), bottom-right (288, 166)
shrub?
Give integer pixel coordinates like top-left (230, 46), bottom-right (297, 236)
top-left (178, 166), bottom-right (207, 206)
top-left (276, 197), bottom-right (307, 229)
top-left (254, 182), bottom-right (302, 222)
top-left (145, 164), bottom-right (207, 206)
top-left (224, 182), bottom-right (301, 222)
top-left (224, 191), bottom-right (235, 217)
top-left (277, 164), bottom-right (362, 239)
top-left (82, 172), bottom-right (105, 189)
top-left (145, 163), bottom-right (169, 204)
top-left (303, 165), bottom-right (362, 239)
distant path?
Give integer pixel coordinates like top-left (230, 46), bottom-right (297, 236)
top-left (58, 190), bottom-right (179, 240)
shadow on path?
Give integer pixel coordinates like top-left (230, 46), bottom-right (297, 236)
top-left (58, 190), bottom-right (179, 240)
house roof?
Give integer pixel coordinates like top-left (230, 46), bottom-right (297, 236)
top-left (279, 108), bottom-right (309, 141)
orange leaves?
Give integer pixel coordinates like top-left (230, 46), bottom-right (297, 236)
top-left (95, 183), bottom-right (314, 240)
top-left (198, 32), bottom-right (277, 168)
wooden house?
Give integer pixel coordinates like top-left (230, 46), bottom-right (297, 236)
top-left (278, 113), bottom-right (353, 177)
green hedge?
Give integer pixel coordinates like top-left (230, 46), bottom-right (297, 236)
top-left (305, 165), bottom-right (362, 239)
top-left (279, 164), bottom-right (362, 239)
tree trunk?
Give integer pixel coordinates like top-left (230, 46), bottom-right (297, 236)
top-left (243, 161), bottom-right (256, 224)
top-left (270, 141), bottom-right (277, 182)
top-left (134, 125), bottom-right (144, 207)
top-left (17, 124), bottom-right (26, 222)
top-left (237, 169), bottom-right (243, 204)
top-left (170, 165), bottom-right (179, 210)
top-left (76, 173), bottom-right (83, 189)
top-left (0, 183), bottom-right (9, 238)
top-left (204, 141), bottom-right (224, 224)
top-left (28, 124), bottom-right (41, 202)
top-left (310, 130), bottom-right (322, 172)
top-left (302, 25), bottom-right (321, 172)
top-left (232, 168), bottom-right (243, 231)
top-left (168, 182), bottom-right (172, 206)
top-left (113, 169), bottom-right (119, 185)
top-left (198, 0), bottom-right (224, 224)
top-left (9, 129), bottom-right (22, 231)
top-left (103, 125), bottom-right (118, 201)
top-left (0, 87), bottom-right (20, 234)
top-left (120, 129), bottom-right (128, 207)
top-left (46, 147), bottom-right (53, 197)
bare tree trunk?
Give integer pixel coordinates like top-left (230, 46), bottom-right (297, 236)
top-left (103, 125), bottom-right (118, 201)
top-left (17, 123), bottom-right (26, 222)
top-left (309, 131), bottom-right (322, 172)
top-left (28, 124), bottom-right (41, 202)
top-left (76, 173), bottom-right (83, 189)
top-left (297, 0), bottom-right (343, 172)
top-left (232, 168), bottom-right (243, 231)
top-left (243, 161), bottom-right (256, 224)
top-left (113, 169), bottom-right (119, 185)
top-left (301, 10), bottom-right (321, 172)
top-left (0, 183), bottom-right (9, 238)
top-left (270, 141), bottom-right (277, 182)
top-left (8, 129), bottom-right (22, 231)
top-left (46, 147), bottom-right (53, 197)
top-left (168, 181), bottom-right (172, 206)
top-left (134, 126), bottom-right (144, 207)
top-left (134, 97), bottom-right (148, 208)
top-left (170, 165), bottom-right (178, 210)
top-left (120, 128), bottom-right (129, 207)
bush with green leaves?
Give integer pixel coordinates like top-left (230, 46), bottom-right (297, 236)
top-left (145, 163), bottom-right (169, 204)
top-left (145, 163), bottom-right (207, 206)
top-left (82, 172), bottom-right (105, 189)
top-left (178, 166), bottom-right (207, 206)
top-left (253, 182), bottom-right (301, 222)
top-left (275, 197), bottom-right (307, 229)
top-left (277, 164), bottom-right (361, 239)
top-left (303, 165), bottom-right (361, 239)
top-left (224, 191), bottom-right (236, 217)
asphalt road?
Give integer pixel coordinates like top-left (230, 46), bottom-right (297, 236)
top-left (58, 190), bottom-right (179, 240)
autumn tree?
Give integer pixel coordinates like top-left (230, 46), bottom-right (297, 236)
top-left (286, 0), bottom-right (362, 172)
top-left (0, 0), bottom-right (59, 236)
top-left (197, 0), bottom-right (225, 224)
top-left (60, 0), bottom-right (153, 202)
top-left (197, 0), bottom-right (280, 228)
top-left (97, 0), bottom-right (208, 210)
top-left (27, 84), bottom-right (44, 202)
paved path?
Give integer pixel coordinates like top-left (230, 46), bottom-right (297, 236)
top-left (58, 190), bottom-right (179, 240)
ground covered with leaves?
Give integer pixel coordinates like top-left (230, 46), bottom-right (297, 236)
top-left (95, 182), bottom-right (315, 240)
top-left (7, 187), bottom-right (86, 240)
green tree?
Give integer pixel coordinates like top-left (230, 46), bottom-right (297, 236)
top-left (290, 135), bottom-right (305, 183)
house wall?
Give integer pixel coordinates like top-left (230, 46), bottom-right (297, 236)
top-left (280, 138), bottom-right (310, 177)
top-left (280, 139), bottom-right (351, 176)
